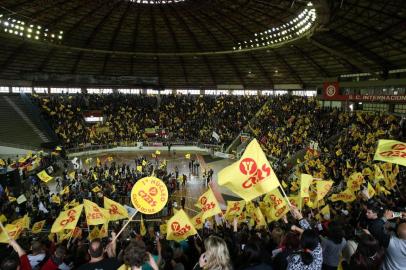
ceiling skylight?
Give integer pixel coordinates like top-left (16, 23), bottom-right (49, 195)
top-left (0, 14), bottom-right (63, 42)
top-left (233, 2), bottom-right (317, 51)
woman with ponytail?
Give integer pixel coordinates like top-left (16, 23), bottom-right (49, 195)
top-left (287, 206), bottom-right (323, 270)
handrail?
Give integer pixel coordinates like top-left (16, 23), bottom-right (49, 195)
top-left (65, 140), bottom-right (223, 155)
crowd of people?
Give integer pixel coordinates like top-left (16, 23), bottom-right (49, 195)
top-left (33, 94), bottom-right (267, 149)
top-left (0, 93), bottom-right (405, 270)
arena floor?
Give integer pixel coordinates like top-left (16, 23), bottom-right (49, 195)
top-left (50, 150), bottom-right (235, 217)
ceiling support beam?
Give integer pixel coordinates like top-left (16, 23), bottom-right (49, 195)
top-left (101, 2), bottom-right (131, 75)
top-left (292, 45), bottom-right (330, 78)
top-left (169, 5), bottom-right (217, 86)
top-left (309, 38), bottom-right (368, 73)
top-left (273, 50), bottom-right (304, 85)
top-left (327, 30), bottom-right (395, 71)
top-left (159, 6), bottom-right (189, 85)
top-left (38, 2), bottom-right (106, 72)
top-left (130, 9), bottom-right (141, 76)
top-left (71, 1), bottom-right (122, 74)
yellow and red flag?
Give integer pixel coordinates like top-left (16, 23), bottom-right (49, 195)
top-left (218, 139), bottom-right (280, 202)
top-left (315, 180), bottom-right (333, 201)
top-left (103, 197), bottom-right (129, 221)
top-left (299, 174), bottom-right (313, 198)
top-left (347, 172), bottom-right (364, 191)
top-left (84, 199), bottom-right (110, 226)
top-left (374, 139), bottom-right (406, 166)
top-left (330, 189), bottom-right (356, 203)
top-left (191, 212), bottom-right (204, 229)
top-left (196, 188), bottom-right (222, 220)
top-left (88, 226), bottom-right (100, 241)
top-left (252, 208), bottom-right (267, 227)
top-left (264, 188), bottom-right (287, 210)
top-left (166, 209), bottom-right (197, 242)
top-left (224, 201), bottom-right (245, 220)
top-left (51, 204), bottom-right (83, 233)
top-left (31, 220), bottom-right (46, 234)
top-left (0, 224), bottom-right (23, 243)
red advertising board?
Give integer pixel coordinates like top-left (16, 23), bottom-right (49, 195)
top-left (322, 82), bottom-right (406, 102)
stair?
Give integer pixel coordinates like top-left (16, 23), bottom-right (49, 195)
top-left (0, 94), bottom-right (51, 149)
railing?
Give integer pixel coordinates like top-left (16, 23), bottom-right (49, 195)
top-left (65, 140), bottom-right (223, 155)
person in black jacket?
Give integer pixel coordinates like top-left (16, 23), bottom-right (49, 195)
top-left (365, 202), bottom-right (386, 241)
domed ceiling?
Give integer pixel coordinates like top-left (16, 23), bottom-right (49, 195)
top-left (0, 0), bottom-right (404, 88)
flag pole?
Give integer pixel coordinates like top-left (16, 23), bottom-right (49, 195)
top-left (278, 186), bottom-right (292, 207)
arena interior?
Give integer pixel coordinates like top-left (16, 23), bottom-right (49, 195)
top-left (0, 0), bottom-right (405, 270)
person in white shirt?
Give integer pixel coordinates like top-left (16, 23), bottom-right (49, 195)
top-left (28, 241), bottom-right (46, 269)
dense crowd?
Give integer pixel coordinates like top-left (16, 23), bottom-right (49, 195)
top-left (33, 94), bottom-right (267, 149)
top-left (0, 94), bottom-right (405, 270)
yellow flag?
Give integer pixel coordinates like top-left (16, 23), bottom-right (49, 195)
top-left (51, 204), bottom-right (83, 233)
top-left (266, 204), bottom-right (289, 222)
top-left (0, 159), bottom-right (5, 166)
top-left (88, 226), bottom-right (100, 241)
top-left (196, 188), bottom-right (222, 220)
top-left (347, 172), bottom-right (364, 191)
top-left (300, 174), bottom-right (313, 197)
top-left (37, 170), bottom-right (53, 183)
top-left (367, 182), bottom-right (375, 198)
top-left (374, 164), bottom-right (385, 181)
top-left (166, 209), bottom-right (197, 242)
top-left (335, 149), bottom-right (342, 156)
top-left (315, 180), bottom-right (333, 201)
top-left (330, 189), bottom-right (356, 203)
top-left (140, 216), bottom-right (146, 236)
top-left (51, 195), bottom-right (61, 204)
top-left (31, 220), bottom-right (46, 234)
top-left (185, 154), bottom-right (191, 159)
top-left (92, 186), bottom-right (101, 193)
top-left (96, 158), bottom-right (101, 166)
top-left (103, 197), bottom-right (129, 221)
top-left (224, 201), bottom-right (245, 219)
top-left (142, 160), bottom-right (147, 166)
top-left (320, 205), bottom-right (330, 218)
top-left (375, 183), bottom-right (391, 196)
top-left (374, 139), bottom-right (406, 166)
top-left (264, 188), bottom-right (287, 210)
top-left (218, 139), bottom-right (280, 201)
top-left (99, 223), bottom-right (108, 238)
top-left (0, 224), bottom-right (23, 243)
top-left (12, 214), bottom-right (30, 229)
top-left (288, 196), bottom-right (302, 210)
top-left (392, 164), bottom-right (399, 176)
top-left (282, 180), bottom-right (288, 189)
top-left (362, 167), bottom-right (373, 177)
top-left (93, 172), bottom-right (98, 181)
top-left (152, 154), bottom-right (156, 158)
top-left (84, 199), bottom-right (110, 225)
top-left (8, 196), bottom-right (16, 202)
top-left (191, 212), bottom-right (204, 229)
top-left (60, 186), bottom-right (70, 195)
top-left (57, 230), bottom-right (73, 243)
top-left (137, 166), bottom-right (143, 172)
top-left (160, 223), bottom-right (167, 235)
top-left (0, 214), bottom-right (7, 223)
top-left (68, 171), bottom-right (75, 180)
top-left (155, 150), bottom-right (161, 155)
top-left (346, 160), bottom-right (352, 169)
top-left (252, 208), bottom-right (267, 227)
